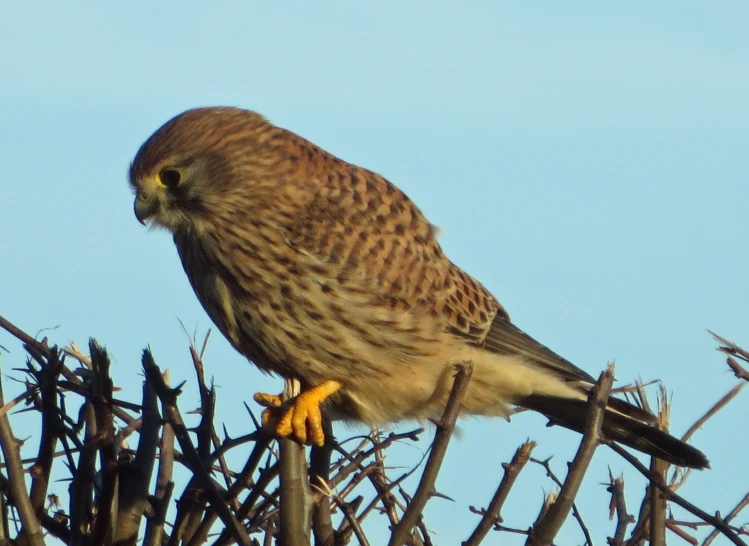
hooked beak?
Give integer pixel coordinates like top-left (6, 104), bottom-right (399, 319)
top-left (134, 192), bottom-right (158, 225)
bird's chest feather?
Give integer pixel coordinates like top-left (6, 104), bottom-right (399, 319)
top-left (174, 219), bottom-right (448, 397)
top-left (174, 225), bottom-right (356, 381)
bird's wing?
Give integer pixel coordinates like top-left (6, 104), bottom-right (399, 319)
top-left (480, 315), bottom-right (596, 383)
top-left (285, 161), bottom-right (501, 341)
top-left (284, 154), bottom-right (588, 385)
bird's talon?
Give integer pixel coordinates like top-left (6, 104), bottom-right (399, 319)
top-left (254, 392), bottom-right (283, 408)
top-left (260, 407), bottom-right (279, 429)
top-left (265, 380), bottom-right (342, 446)
top-left (276, 409), bottom-right (294, 440)
top-left (254, 392), bottom-right (287, 435)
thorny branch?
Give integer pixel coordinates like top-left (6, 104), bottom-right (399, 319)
top-left (527, 365), bottom-right (614, 546)
top-left (607, 470), bottom-right (633, 546)
top-left (141, 348), bottom-right (252, 546)
top-left (530, 456), bottom-right (594, 545)
top-left (711, 331), bottom-right (749, 383)
top-left (608, 442), bottom-right (745, 546)
top-left (389, 361), bottom-right (473, 546)
top-left (0, 313), bottom-right (746, 546)
top-left (463, 440), bottom-right (536, 546)
top-left (278, 378), bottom-right (312, 546)
top-left (0, 365), bottom-right (45, 546)
top-left (702, 493), bottom-right (749, 546)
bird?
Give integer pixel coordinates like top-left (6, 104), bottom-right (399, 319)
top-left (129, 106), bottom-right (708, 469)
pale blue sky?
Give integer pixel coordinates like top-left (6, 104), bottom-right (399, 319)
top-left (1, 3), bottom-right (748, 544)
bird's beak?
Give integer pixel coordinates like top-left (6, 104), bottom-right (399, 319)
top-left (134, 192), bottom-right (158, 225)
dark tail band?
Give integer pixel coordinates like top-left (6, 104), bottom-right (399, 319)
top-left (520, 394), bottom-right (709, 469)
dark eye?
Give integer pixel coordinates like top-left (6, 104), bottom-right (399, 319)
top-left (159, 168), bottom-right (182, 188)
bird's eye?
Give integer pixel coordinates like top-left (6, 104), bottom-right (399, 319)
top-left (159, 168), bottom-right (182, 188)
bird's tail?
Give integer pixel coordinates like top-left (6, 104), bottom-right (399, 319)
top-left (519, 394), bottom-right (709, 469)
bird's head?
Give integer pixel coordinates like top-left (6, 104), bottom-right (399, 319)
top-left (129, 107), bottom-right (275, 233)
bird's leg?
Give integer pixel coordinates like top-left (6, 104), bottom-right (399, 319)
top-left (254, 380), bottom-right (342, 447)
top-left (254, 391), bottom-right (285, 430)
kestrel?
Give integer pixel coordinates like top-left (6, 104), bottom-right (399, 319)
top-left (130, 107), bottom-right (707, 468)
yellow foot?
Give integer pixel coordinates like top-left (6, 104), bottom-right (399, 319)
top-left (253, 392), bottom-right (285, 430)
top-left (253, 380), bottom-right (342, 446)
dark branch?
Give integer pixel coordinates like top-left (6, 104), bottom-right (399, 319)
top-left (278, 378), bottom-right (312, 546)
top-left (702, 493), bottom-right (749, 546)
top-left (0, 366), bottom-right (45, 546)
top-left (463, 440), bottom-right (536, 546)
top-left (527, 365), bottom-right (614, 546)
top-left (389, 361), bottom-right (473, 546)
top-left (607, 470), bottom-right (632, 546)
top-left (607, 442), bottom-right (745, 546)
top-left (141, 348), bottom-right (251, 545)
top-left (710, 331), bottom-right (749, 382)
top-left (310, 416), bottom-right (335, 546)
top-left (27, 347), bottom-right (64, 519)
top-left (114, 372), bottom-right (160, 545)
top-left (89, 340), bottom-right (118, 546)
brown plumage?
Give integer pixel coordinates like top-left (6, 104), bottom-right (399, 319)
top-left (129, 107), bottom-right (708, 468)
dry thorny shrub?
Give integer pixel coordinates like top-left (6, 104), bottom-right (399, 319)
top-left (0, 313), bottom-right (747, 546)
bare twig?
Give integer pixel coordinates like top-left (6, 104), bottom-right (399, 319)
top-left (156, 370), bottom-right (175, 500)
top-left (191, 430), bottom-right (272, 544)
top-left (180, 341), bottom-right (215, 546)
top-left (70, 401), bottom-right (96, 544)
top-left (0, 315), bottom-right (138, 426)
top-left (0, 386), bottom-right (38, 419)
top-left (703, 493), bottom-right (749, 546)
top-left (0, 362), bottom-right (45, 546)
top-left (664, 380), bottom-right (744, 491)
top-left (310, 416), bottom-right (335, 546)
top-left (141, 348), bottom-right (251, 545)
top-left (607, 442), bottom-right (745, 546)
top-left (27, 348), bottom-right (64, 519)
top-left (527, 364), bottom-right (614, 546)
top-left (681, 383), bottom-right (744, 445)
top-left (666, 519), bottom-right (698, 544)
top-left (710, 331), bottom-right (749, 382)
top-left (189, 341), bottom-right (215, 464)
top-left (114, 374), bottom-right (160, 545)
top-left (463, 440), bottom-right (536, 546)
top-left (388, 361), bottom-right (473, 546)
top-left (278, 377), bottom-right (312, 546)
top-left (649, 386), bottom-right (669, 546)
top-left (214, 461), bottom-right (280, 545)
top-left (143, 481), bottom-right (174, 546)
top-left (173, 476), bottom-right (208, 545)
top-left (607, 470), bottom-right (632, 546)
top-left (328, 428), bottom-right (422, 491)
top-left (335, 495), bottom-right (370, 546)
top-left (2, 314), bottom-right (746, 546)
top-left (88, 340), bottom-right (119, 546)
top-left (650, 460), bottom-right (667, 546)
top-left (279, 434), bottom-right (311, 546)
top-left (341, 463), bottom-right (416, 542)
top-left (0, 315), bottom-right (51, 360)
top-left (530, 457), bottom-right (593, 545)
top-left (533, 492), bottom-right (557, 529)
top-left (143, 370), bottom-right (175, 546)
